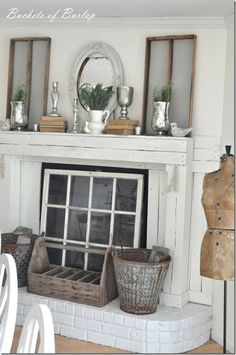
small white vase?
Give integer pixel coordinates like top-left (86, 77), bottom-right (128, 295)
top-left (87, 110), bottom-right (110, 134)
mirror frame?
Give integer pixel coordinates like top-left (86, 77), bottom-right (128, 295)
top-left (69, 42), bottom-right (124, 121)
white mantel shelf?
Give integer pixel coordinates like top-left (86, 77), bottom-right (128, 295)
top-left (0, 131), bottom-right (192, 166)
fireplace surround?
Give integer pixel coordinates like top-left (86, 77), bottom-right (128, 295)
top-left (0, 131), bottom-right (220, 352)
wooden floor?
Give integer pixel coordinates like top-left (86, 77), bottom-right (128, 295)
top-left (11, 326), bottom-right (223, 353)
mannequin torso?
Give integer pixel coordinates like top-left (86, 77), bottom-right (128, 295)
top-left (200, 155), bottom-right (234, 280)
top-left (201, 156), bottom-right (234, 230)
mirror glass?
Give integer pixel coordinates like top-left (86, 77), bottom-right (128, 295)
top-left (77, 54), bottom-right (113, 110)
top-left (70, 42), bottom-right (123, 122)
top-left (78, 55), bottom-right (113, 88)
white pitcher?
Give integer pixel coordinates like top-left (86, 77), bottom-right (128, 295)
top-left (87, 110), bottom-right (110, 134)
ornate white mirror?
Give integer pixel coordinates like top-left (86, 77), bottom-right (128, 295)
top-left (69, 42), bottom-right (124, 121)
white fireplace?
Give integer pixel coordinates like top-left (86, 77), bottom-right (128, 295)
top-left (0, 131), bottom-right (220, 352)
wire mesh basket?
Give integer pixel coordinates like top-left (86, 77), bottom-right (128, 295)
top-left (2, 232), bottom-right (37, 287)
top-left (112, 248), bottom-right (171, 314)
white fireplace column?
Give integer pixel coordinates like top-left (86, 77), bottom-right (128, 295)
top-left (0, 132), bottom-right (194, 308)
top-left (147, 150), bottom-right (193, 308)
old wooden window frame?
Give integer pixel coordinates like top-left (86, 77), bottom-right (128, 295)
top-left (40, 169), bottom-right (144, 269)
top-left (142, 34), bottom-right (197, 135)
top-left (6, 37), bottom-right (51, 125)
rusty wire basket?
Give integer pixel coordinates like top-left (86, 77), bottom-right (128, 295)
top-left (112, 248), bottom-right (171, 314)
top-left (2, 233), bottom-right (37, 287)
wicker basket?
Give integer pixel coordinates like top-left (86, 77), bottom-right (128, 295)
top-left (1, 233), bottom-right (37, 287)
top-left (112, 248), bottom-right (171, 314)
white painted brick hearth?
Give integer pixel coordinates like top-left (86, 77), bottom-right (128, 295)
top-left (17, 288), bottom-right (212, 353)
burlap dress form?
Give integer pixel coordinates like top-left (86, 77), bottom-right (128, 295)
top-left (200, 155), bottom-right (234, 281)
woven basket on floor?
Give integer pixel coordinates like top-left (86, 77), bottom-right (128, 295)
top-left (112, 248), bottom-right (171, 314)
top-left (1, 233), bottom-right (37, 287)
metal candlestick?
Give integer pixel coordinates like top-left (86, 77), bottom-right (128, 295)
top-left (117, 86), bottom-right (134, 119)
top-left (49, 81), bottom-right (61, 117)
top-left (69, 98), bottom-right (81, 133)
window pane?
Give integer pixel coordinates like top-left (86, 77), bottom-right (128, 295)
top-left (47, 247), bottom-right (62, 265)
top-left (70, 176), bottom-right (90, 208)
top-left (65, 251), bottom-right (85, 269)
top-left (67, 210), bottom-right (87, 242)
top-left (113, 214), bottom-right (135, 246)
top-left (115, 179), bottom-right (137, 212)
top-left (88, 254), bottom-right (104, 273)
top-left (90, 212), bottom-right (110, 245)
top-left (46, 207), bottom-right (65, 238)
top-left (92, 178), bottom-right (113, 210)
top-left (48, 174), bottom-right (67, 205)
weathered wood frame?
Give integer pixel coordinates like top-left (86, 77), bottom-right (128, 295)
top-left (6, 37), bottom-right (51, 122)
top-left (142, 34), bottom-right (197, 135)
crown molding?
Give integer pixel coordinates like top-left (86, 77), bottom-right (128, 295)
top-left (0, 16), bottom-right (227, 29)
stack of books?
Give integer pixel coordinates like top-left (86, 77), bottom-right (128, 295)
top-left (105, 119), bottom-right (139, 135)
top-left (39, 116), bottom-right (67, 133)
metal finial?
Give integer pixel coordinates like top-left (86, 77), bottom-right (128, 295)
top-left (225, 145), bottom-right (232, 156)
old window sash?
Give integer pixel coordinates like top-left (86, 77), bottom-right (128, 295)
top-left (40, 169), bottom-right (144, 269)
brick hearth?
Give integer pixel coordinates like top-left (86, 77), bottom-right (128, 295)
top-left (17, 288), bottom-right (211, 353)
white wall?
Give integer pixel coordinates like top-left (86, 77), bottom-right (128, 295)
top-left (0, 24), bottom-right (227, 136)
top-left (0, 20), bottom-right (233, 348)
top-left (221, 16), bottom-right (234, 152)
top-left (211, 15), bottom-right (234, 352)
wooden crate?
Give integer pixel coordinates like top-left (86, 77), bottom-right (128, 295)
top-left (27, 237), bottom-right (118, 307)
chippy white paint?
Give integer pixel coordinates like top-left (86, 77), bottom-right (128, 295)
top-left (0, 132), bottom-right (220, 309)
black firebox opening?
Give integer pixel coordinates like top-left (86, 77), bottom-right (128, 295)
top-left (40, 162), bottom-right (148, 248)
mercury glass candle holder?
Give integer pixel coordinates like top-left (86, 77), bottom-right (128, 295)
top-left (117, 86), bottom-right (134, 119)
top-left (49, 81), bottom-right (61, 117)
top-left (69, 98), bottom-right (81, 133)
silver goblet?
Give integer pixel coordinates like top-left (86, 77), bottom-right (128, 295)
top-left (117, 86), bottom-right (134, 119)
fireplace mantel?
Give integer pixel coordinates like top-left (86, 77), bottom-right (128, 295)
top-left (0, 132), bottom-right (221, 308)
top-left (0, 131), bottom-right (192, 166)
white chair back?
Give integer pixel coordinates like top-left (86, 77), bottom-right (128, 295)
top-left (17, 303), bottom-right (55, 353)
top-left (0, 253), bottom-right (18, 353)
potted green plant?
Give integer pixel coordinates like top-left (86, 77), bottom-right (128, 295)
top-left (12, 84), bottom-right (27, 102)
top-left (10, 85), bottom-right (28, 130)
top-left (151, 85), bottom-right (171, 136)
top-left (78, 83), bottom-right (113, 134)
top-left (78, 83), bottom-right (113, 111)
top-left (153, 85), bottom-right (171, 103)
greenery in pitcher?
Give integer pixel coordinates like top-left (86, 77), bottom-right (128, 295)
top-left (78, 83), bottom-right (113, 111)
top-left (153, 85), bottom-right (171, 102)
top-left (12, 84), bottom-right (27, 102)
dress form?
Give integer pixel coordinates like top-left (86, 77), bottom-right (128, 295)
top-left (200, 146), bottom-right (234, 281)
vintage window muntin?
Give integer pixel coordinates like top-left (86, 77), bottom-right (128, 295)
top-left (40, 169), bottom-right (144, 269)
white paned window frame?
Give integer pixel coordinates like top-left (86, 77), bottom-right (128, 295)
top-left (40, 169), bottom-right (144, 268)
